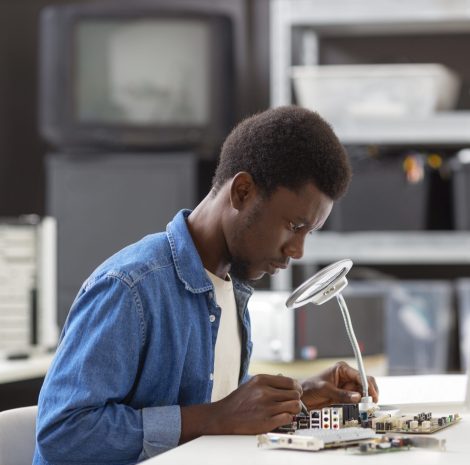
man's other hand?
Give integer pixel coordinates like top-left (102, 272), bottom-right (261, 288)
top-left (301, 361), bottom-right (379, 410)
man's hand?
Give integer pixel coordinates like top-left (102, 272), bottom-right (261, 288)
top-left (180, 374), bottom-right (302, 442)
top-left (301, 361), bottom-right (379, 410)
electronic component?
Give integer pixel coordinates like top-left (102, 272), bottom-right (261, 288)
top-left (258, 427), bottom-right (377, 452)
top-left (331, 403), bottom-right (359, 424)
top-left (258, 432), bottom-right (324, 451)
top-left (273, 412), bottom-right (309, 433)
top-left (264, 405), bottom-right (457, 455)
top-left (331, 407), bottom-right (343, 430)
top-left (274, 406), bottom-right (460, 435)
top-left (294, 427), bottom-right (377, 445)
top-left (352, 436), bottom-right (412, 454)
top-left (309, 409), bottom-right (321, 429)
top-left (372, 412), bottom-right (461, 434)
top-left (349, 434), bottom-right (446, 454)
top-left (322, 407), bottom-right (331, 429)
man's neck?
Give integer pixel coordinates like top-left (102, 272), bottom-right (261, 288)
top-left (187, 189), bottom-right (231, 280)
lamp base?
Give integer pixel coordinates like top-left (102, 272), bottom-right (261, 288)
top-left (358, 396), bottom-right (377, 415)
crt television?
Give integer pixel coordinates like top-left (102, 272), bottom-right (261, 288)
top-left (39, 1), bottom-right (234, 151)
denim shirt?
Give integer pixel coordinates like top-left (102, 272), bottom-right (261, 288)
top-left (33, 210), bottom-right (253, 465)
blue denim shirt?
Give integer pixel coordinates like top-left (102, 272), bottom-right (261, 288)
top-left (33, 210), bottom-right (253, 465)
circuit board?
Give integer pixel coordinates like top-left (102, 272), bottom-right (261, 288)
top-left (348, 434), bottom-right (446, 454)
top-left (275, 405), bottom-right (461, 435)
top-left (263, 404), bottom-right (459, 454)
top-left (258, 428), bottom-right (377, 452)
top-left (370, 412), bottom-right (461, 434)
top-left (258, 429), bottom-right (447, 453)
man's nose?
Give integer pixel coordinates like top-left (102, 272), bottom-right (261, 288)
top-left (283, 234), bottom-right (305, 260)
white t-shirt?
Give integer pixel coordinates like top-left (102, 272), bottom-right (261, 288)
top-left (206, 269), bottom-right (242, 402)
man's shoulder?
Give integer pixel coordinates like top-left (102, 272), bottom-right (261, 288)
top-left (88, 231), bottom-right (174, 288)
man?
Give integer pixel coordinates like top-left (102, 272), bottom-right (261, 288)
top-left (34, 106), bottom-right (379, 464)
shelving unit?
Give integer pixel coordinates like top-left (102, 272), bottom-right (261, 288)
top-left (323, 113), bottom-right (470, 146)
top-left (271, 0), bottom-right (470, 145)
top-left (271, 0), bottom-right (470, 108)
top-left (301, 231), bottom-right (470, 264)
top-left (269, 0), bottom-right (470, 290)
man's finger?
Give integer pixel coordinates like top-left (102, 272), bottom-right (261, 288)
top-left (369, 375), bottom-right (379, 392)
top-left (269, 412), bottom-right (297, 431)
top-left (315, 380), bottom-right (361, 404)
top-left (337, 361), bottom-right (363, 385)
top-left (335, 388), bottom-right (361, 403)
top-left (270, 399), bottom-right (302, 416)
top-left (367, 375), bottom-right (380, 398)
top-left (337, 362), bottom-right (380, 402)
top-left (266, 386), bottom-right (301, 403)
top-left (252, 374), bottom-right (302, 393)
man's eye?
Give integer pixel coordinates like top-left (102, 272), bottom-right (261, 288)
top-left (289, 221), bottom-right (302, 232)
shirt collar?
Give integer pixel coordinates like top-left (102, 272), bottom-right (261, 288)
top-left (166, 209), bottom-right (253, 297)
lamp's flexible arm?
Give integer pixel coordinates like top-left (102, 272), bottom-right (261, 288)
top-left (336, 293), bottom-right (369, 398)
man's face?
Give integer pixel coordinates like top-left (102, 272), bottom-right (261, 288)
top-left (227, 182), bottom-right (333, 282)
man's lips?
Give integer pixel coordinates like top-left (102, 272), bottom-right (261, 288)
top-left (273, 263), bottom-right (288, 269)
top-left (270, 261), bottom-right (289, 270)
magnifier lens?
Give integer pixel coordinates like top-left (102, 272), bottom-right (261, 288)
top-left (286, 259), bottom-right (353, 308)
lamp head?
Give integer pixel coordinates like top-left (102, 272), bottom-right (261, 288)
top-left (285, 259), bottom-right (353, 309)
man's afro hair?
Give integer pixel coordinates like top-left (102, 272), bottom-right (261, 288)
top-left (212, 105), bottom-right (351, 200)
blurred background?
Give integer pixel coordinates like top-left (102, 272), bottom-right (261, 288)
top-left (1, 0), bottom-right (470, 410)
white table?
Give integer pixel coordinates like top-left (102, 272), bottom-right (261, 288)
top-left (141, 420), bottom-right (470, 465)
top-left (0, 354), bottom-right (53, 384)
top-left (142, 375), bottom-right (470, 465)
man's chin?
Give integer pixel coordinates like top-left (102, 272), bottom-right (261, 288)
top-left (250, 269), bottom-right (266, 281)
top-left (230, 263), bottom-right (265, 283)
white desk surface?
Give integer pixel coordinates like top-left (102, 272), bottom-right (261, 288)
top-left (143, 375), bottom-right (470, 465)
top-left (0, 353), bottom-right (53, 384)
top-left (142, 421), bottom-right (470, 465)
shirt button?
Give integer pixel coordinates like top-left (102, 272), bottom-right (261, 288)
top-left (209, 373), bottom-right (214, 381)
top-left (209, 314), bottom-right (216, 323)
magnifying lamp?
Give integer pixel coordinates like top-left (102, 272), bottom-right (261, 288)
top-left (286, 259), bottom-right (376, 413)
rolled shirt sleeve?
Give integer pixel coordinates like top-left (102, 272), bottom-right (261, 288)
top-left (139, 405), bottom-right (181, 460)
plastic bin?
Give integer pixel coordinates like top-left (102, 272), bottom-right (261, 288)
top-left (294, 281), bottom-right (387, 360)
top-left (325, 152), bottom-right (430, 231)
top-left (291, 63), bottom-right (461, 120)
top-left (249, 283), bottom-right (387, 363)
top-left (385, 281), bottom-right (454, 375)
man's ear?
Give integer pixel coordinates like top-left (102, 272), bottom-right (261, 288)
top-left (229, 172), bottom-right (257, 211)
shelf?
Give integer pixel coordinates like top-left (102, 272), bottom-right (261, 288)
top-left (330, 112), bottom-right (470, 146)
top-left (272, 0), bottom-right (470, 33)
top-left (300, 231), bottom-right (470, 265)
top-left (270, 231), bottom-right (470, 290)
